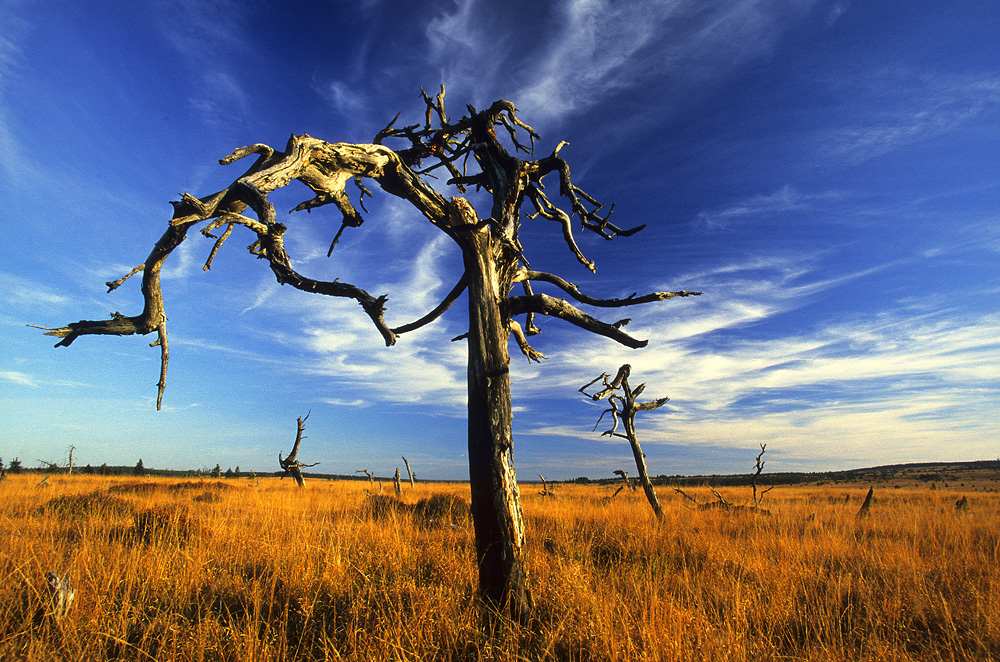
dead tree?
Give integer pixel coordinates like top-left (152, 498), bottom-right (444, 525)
top-left (356, 469), bottom-right (375, 484)
top-left (402, 456), bottom-right (415, 487)
top-left (66, 445), bottom-right (75, 475)
top-left (393, 468), bottom-right (402, 498)
top-left (581, 365), bottom-right (668, 521)
top-left (538, 474), bottom-right (551, 497)
top-left (33, 87), bottom-right (699, 616)
top-left (279, 413), bottom-right (319, 488)
top-left (751, 443), bottom-right (774, 509)
top-left (856, 486), bottom-right (874, 519)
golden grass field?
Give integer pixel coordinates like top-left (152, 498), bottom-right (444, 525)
top-left (1, 473), bottom-right (997, 661)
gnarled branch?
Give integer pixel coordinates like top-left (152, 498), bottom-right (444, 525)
top-left (507, 294), bottom-right (647, 348)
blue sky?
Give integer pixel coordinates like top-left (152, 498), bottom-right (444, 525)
top-left (1, 1), bottom-right (997, 480)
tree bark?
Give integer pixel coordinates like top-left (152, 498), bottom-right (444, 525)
top-left (460, 213), bottom-right (532, 618)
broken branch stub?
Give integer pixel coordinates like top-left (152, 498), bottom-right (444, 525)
top-left (45, 572), bottom-right (75, 621)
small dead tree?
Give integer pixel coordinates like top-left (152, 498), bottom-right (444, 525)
top-left (581, 365), bottom-right (668, 521)
top-left (393, 468), bottom-right (402, 498)
top-left (402, 456), bottom-right (415, 487)
top-left (538, 474), bottom-right (551, 497)
top-left (751, 443), bottom-right (774, 509)
top-left (856, 486), bottom-right (874, 519)
top-left (66, 445), bottom-right (75, 475)
top-left (356, 469), bottom-right (375, 484)
top-left (279, 413), bottom-right (319, 488)
top-left (34, 87), bottom-right (701, 615)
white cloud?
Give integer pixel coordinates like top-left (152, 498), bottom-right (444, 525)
top-left (507, 251), bottom-right (1000, 468)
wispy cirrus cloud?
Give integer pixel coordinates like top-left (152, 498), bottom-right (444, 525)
top-left (153, 0), bottom-right (255, 129)
top-left (823, 70), bottom-right (1000, 162)
top-left (0, 271), bottom-right (68, 308)
top-left (0, 2), bottom-right (37, 187)
top-left (0, 370), bottom-right (37, 387)
top-left (696, 185), bottom-right (847, 228)
top-left (514, 0), bottom-right (817, 123)
top-left (423, 0), bottom-right (819, 125)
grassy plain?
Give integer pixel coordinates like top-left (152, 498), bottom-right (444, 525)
top-left (1, 473), bottom-right (997, 661)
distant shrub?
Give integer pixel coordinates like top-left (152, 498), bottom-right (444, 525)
top-left (108, 482), bottom-right (161, 495)
top-left (362, 494), bottom-right (405, 520)
top-left (168, 481), bottom-right (234, 492)
top-left (132, 505), bottom-right (194, 542)
top-left (414, 494), bottom-right (469, 526)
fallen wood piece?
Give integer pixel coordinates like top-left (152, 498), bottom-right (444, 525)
top-left (45, 572), bottom-right (75, 620)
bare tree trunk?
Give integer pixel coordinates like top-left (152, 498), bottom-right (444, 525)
top-left (622, 416), bottom-right (665, 520)
top-left (463, 226), bottom-right (532, 618)
top-left (402, 456), bottom-right (415, 487)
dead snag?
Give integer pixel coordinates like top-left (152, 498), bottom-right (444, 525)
top-left (402, 456), bottom-right (415, 487)
top-left (581, 365), bottom-right (668, 521)
top-left (538, 474), bottom-right (551, 497)
top-left (356, 469), bottom-right (375, 484)
top-left (751, 443), bottom-right (774, 509)
top-left (393, 468), bottom-right (402, 498)
top-left (856, 486), bottom-right (874, 519)
top-left (278, 413), bottom-right (319, 488)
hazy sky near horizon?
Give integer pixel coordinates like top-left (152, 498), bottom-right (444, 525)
top-left (1, 1), bottom-right (997, 480)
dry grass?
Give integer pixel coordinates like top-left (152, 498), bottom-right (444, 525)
top-left (1, 474), bottom-right (997, 661)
